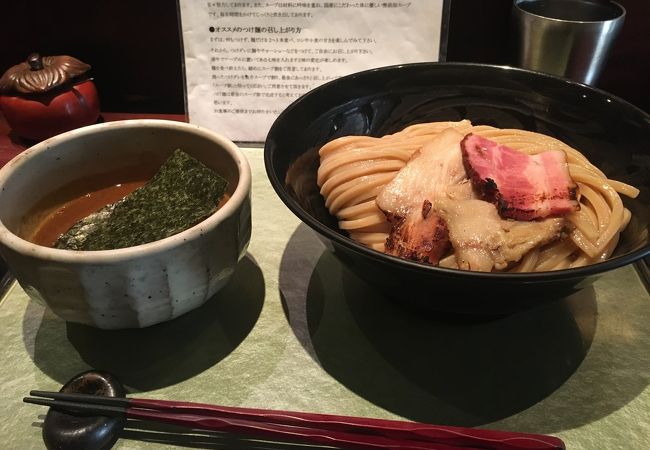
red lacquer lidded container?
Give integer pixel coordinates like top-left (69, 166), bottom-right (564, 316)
top-left (0, 53), bottom-right (100, 141)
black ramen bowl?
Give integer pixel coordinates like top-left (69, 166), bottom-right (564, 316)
top-left (264, 63), bottom-right (650, 314)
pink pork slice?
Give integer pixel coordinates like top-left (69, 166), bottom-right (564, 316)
top-left (460, 134), bottom-right (580, 221)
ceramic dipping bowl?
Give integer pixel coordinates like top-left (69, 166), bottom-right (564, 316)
top-left (0, 119), bottom-right (251, 329)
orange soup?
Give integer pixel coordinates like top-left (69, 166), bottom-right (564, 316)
top-left (22, 146), bottom-right (233, 251)
top-left (24, 168), bottom-right (231, 249)
top-left (30, 180), bottom-right (146, 247)
top-left (20, 164), bottom-right (157, 248)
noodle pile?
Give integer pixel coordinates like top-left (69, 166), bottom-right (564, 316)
top-left (316, 120), bottom-right (639, 272)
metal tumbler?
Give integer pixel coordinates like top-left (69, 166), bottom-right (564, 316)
top-left (512, 0), bottom-right (625, 85)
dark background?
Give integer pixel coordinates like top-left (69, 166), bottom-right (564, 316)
top-left (1, 0), bottom-right (648, 115)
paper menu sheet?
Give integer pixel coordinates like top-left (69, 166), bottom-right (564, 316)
top-left (179, 1), bottom-right (447, 143)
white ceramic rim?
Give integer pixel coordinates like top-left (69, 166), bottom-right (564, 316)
top-left (0, 119), bottom-right (252, 264)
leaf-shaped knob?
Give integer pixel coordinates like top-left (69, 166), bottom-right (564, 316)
top-left (0, 54), bottom-right (91, 95)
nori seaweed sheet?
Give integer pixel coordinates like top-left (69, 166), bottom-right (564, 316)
top-left (56, 149), bottom-right (228, 250)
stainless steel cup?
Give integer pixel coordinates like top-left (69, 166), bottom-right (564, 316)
top-left (512, 0), bottom-right (625, 85)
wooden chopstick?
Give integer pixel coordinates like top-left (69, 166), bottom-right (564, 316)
top-left (24, 396), bottom-right (478, 450)
top-left (25, 391), bottom-right (565, 450)
top-left (25, 396), bottom-right (126, 417)
top-left (30, 391), bottom-right (130, 408)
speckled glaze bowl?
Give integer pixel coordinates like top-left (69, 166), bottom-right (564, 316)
top-left (0, 119), bottom-right (251, 329)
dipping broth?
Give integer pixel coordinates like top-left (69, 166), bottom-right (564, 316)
top-left (24, 168), bottom-right (231, 249)
top-left (30, 180), bottom-right (146, 247)
top-left (21, 164), bottom-right (155, 248)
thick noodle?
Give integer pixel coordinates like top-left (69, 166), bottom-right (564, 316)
top-left (316, 121), bottom-right (639, 272)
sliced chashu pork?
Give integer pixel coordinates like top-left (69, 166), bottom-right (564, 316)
top-left (383, 200), bottom-right (450, 263)
top-left (376, 128), bottom-right (468, 264)
top-left (461, 134), bottom-right (580, 220)
top-left (435, 198), bottom-right (565, 272)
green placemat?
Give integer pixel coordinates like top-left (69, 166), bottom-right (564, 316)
top-left (1, 148), bottom-right (648, 449)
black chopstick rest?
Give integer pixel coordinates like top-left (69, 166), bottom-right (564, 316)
top-left (39, 370), bottom-right (127, 450)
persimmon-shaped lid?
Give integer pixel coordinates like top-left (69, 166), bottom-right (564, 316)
top-left (0, 53), bottom-right (91, 95)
